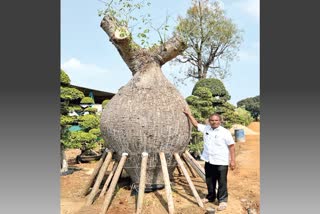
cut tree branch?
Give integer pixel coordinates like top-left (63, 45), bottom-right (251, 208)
top-left (152, 35), bottom-right (187, 66)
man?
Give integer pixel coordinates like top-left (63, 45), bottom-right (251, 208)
top-left (183, 108), bottom-right (236, 211)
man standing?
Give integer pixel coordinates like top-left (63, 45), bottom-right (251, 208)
top-left (183, 108), bottom-right (236, 211)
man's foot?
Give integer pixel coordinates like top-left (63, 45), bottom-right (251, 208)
top-left (202, 198), bottom-right (214, 203)
top-left (217, 202), bottom-right (227, 211)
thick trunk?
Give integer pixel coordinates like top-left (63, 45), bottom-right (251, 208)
top-left (100, 64), bottom-right (191, 184)
top-left (100, 15), bottom-right (190, 185)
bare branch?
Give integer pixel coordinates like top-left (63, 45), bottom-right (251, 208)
top-left (152, 35), bottom-right (187, 66)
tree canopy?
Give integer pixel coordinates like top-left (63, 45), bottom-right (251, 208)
top-left (174, 0), bottom-right (242, 83)
top-left (237, 95), bottom-right (260, 120)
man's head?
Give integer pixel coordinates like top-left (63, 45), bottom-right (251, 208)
top-left (208, 113), bottom-right (222, 129)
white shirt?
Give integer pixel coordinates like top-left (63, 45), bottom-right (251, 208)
top-left (198, 124), bottom-right (235, 165)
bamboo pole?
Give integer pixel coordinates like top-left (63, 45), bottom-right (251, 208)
top-left (159, 152), bottom-right (174, 214)
top-left (86, 151), bottom-right (113, 206)
top-left (100, 153), bottom-right (128, 214)
top-left (174, 153), bottom-right (204, 208)
top-left (184, 150), bottom-right (205, 174)
top-left (98, 161), bottom-right (119, 198)
top-left (181, 155), bottom-right (197, 178)
top-left (136, 152), bottom-right (149, 214)
top-left (81, 148), bottom-right (109, 196)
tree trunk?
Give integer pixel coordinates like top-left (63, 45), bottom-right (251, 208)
top-left (100, 14), bottom-right (191, 186)
top-left (60, 144), bottom-right (68, 174)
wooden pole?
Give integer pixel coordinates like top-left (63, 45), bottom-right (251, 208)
top-left (184, 150), bottom-right (205, 175)
top-left (98, 161), bottom-right (119, 199)
top-left (175, 165), bottom-right (183, 175)
top-left (85, 151), bottom-right (113, 206)
top-left (100, 153), bottom-right (128, 214)
top-left (182, 153), bottom-right (206, 182)
top-left (182, 155), bottom-right (197, 178)
top-left (81, 148), bottom-right (109, 196)
top-left (136, 152), bottom-right (149, 214)
top-left (174, 153), bottom-right (204, 208)
top-left (159, 152), bottom-right (175, 214)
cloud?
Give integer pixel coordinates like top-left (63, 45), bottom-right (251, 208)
top-left (61, 58), bottom-right (108, 74)
top-left (61, 58), bottom-right (113, 90)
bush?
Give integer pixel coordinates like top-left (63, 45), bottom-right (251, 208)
top-left (102, 99), bottom-right (110, 108)
top-left (80, 96), bottom-right (95, 104)
top-left (60, 70), bottom-right (70, 86)
top-left (78, 114), bottom-right (100, 131)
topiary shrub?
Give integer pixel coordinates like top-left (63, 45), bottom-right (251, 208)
top-left (80, 96), bottom-right (95, 104)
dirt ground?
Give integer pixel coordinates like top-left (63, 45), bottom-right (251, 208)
top-left (61, 122), bottom-right (260, 214)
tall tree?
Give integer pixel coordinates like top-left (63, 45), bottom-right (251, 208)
top-left (174, 0), bottom-right (242, 83)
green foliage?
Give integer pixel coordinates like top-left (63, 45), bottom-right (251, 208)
top-left (66, 131), bottom-right (98, 150)
top-left (99, 0), bottom-right (170, 48)
top-left (102, 99), bottom-right (110, 108)
top-left (78, 114), bottom-right (100, 131)
top-left (188, 141), bottom-right (203, 158)
top-left (80, 96), bottom-right (95, 104)
top-left (89, 128), bottom-right (101, 137)
top-left (60, 86), bottom-right (85, 101)
top-left (174, 0), bottom-right (242, 82)
top-left (85, 107), bottom-right (98, 114)
top-left (234, 107), bottom-right (254, 126)
top-left (67, 105), bottom-right (82, 113)
top-left (60, 69), bottom-right (70, 86)
top-left (60, 115), bottom-right (77, 126)
top-left (237, 95), bottom-right (260, 120)
top-left (193, 78), bottom-right (230, 101)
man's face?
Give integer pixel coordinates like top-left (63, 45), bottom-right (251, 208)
top-left (209, 115), bottom-right (221, 128)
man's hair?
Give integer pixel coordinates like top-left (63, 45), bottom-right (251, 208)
top-left (209, 113), bottom-right (223, 122)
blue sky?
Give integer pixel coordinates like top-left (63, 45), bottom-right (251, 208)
top-left (61, 0), bottom-right (259, 105)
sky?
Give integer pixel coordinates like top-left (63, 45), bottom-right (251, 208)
top-left (61, 0), bottom-right (259, 105)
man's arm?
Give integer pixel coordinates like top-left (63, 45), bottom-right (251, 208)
top-left (228, 144), bottom-right (236, 170)
top-left (183, 107), bottom-right (198, 128)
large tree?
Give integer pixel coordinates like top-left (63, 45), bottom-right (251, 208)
top-left (174, 0), bottom-right (242, 83)
top-left (99, 0), bottom-right (192, 186)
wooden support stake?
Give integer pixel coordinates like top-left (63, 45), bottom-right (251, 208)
top-left (98, 161), bottom-right (119, 199)
top-left (184, 150), bottom-right (205, 175)
top-left (159, 152), bottom-right (175, 214)
top-left (136, 152), bottom-right (149, 214)
top-left (81, 148), bottom-right (109, 196)
top-left (86, 151), bottom-right (113, 206)
top-left (174, 153), bottom-right (204, 208)
top-left (175, 165), bottom-right (183, 175)
top-left (100, 153), bottom-right (128, 214)
top-left (182, 155), bottom-right (197, 178)
top-left (182, 153), bottom-right (205, 182)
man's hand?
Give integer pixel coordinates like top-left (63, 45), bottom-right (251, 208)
top-left (230, 160), bottom-right (236, 170)
top-left (183, 106), bottom-right (198, 128)
top-left (183, 107), bottom-right (190, 115)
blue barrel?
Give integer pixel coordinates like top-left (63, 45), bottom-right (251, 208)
top-left (235, 129), bottom-right (245, 142)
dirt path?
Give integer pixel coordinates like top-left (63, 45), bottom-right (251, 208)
top-left (61, 122), bottom-right (260, 214)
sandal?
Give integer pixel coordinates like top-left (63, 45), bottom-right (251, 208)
top-left (217, 202), bottom-right (227, 211)
top-left (202, 198), bottom-right (214, 203)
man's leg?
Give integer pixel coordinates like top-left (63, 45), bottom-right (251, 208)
top-left (217, 165), bottom-right (228, 203)
top-left (204, 162), bottom-right (217, 202)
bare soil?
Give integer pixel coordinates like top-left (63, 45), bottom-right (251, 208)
top-left (61, 122), bottom-right (260, 214)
